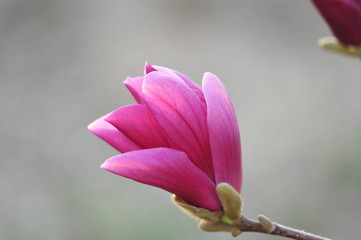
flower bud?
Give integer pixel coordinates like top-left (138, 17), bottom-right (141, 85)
top-left (312, 0), bottom-right (361, 46)
top-left (258, 215), bottom-right (276, 233)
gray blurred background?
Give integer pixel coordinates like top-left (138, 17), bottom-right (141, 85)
top-left (1, 0), bottom-right (360, 239)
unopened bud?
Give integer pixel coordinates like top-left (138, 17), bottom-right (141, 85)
top-left (258, 215), bottom-right (275, 233)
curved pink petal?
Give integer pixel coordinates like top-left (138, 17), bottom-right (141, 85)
top-left (88, 115), bottom-right (141, 153)
top-left (202, 73), bottom-right (242, 192)
top-left (101, 148), bottom-right (221, 211)
top-left (144, 62), bottom-right (205, 103)
top-left (141, 71), bottom-right (214, 180)
top-left (144, 62), bottom-right (157, 74)
top-left (152, 65), bottom-right (206, 103)
top-left (150, 65), bottom-right (182, 81)
top-left (124, 76), bottom-right (144, 104)
top-left (105, 104), bottom-right (169, 149)
top-left (174, 70), bottom-right (206, 104)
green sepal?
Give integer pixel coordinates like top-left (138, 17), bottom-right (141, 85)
top-left (221, 214), bottom-right (235, 225)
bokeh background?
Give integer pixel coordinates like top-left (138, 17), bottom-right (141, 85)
top-left (1, 0), bottom-right (360, 239)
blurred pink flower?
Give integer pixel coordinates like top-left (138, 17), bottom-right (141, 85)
top-left (312, 0), bottom-right (361, 45)
top-left (88, 63), bottom-right (242, 211)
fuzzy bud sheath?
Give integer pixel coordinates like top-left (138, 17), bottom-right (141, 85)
top-left (172, 183), bottom-right (242, 234)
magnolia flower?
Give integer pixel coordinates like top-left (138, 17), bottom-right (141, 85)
top-left (88, 63), bottom-right (242, 212)
top-left (311, 0), bottom-right (361, 56)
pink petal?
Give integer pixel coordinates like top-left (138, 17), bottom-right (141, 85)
top-left (141, 71), bottom-right (214, 180)
top-left (150, 65), bottom-right (182, 81)
top-left (101, 148), bottom-right (221, 211)
top-left (174, 70), bottom-right (206, 104)
top-left (124, 76), bottom-right (144, 104)
top-left (144, 62), bottom-right (205, 104)
top-left (88, 115), bottom-right (141, 153)
top-left (202, 73), bottom-right (242, 192)
top-left (153, 65), bottom-right (206, 103)
top-left (105, 104), bottom-right (169, 149)
top-left (144, 62), bottom-right (157, 74)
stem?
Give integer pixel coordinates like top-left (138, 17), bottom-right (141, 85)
top-left (235, 216), bottom-right (332, 240)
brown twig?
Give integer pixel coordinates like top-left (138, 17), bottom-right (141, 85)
top-left (234, 215), bottom-right (332, 240)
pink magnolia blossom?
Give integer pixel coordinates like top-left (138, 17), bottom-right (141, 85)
top-left (88, 63), bottom-right (242, 211)
top-left (312, 0), bottom-right (361, 46)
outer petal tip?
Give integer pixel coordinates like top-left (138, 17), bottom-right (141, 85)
top-left (100, 161), bottom-right (108, 170)
top-left (88, 115), bottom-right (141, 153)
top-left (100, 159), bottom-right (119, 174)
top-left (202, 72), bottom-right (221, 87)
top-left (87, 117), bottom-right (112, 137)
top-left (123, 76), bottom-right (144, 104)
top-left (87, 118), bottom-right (100, 133)
top-left (144, 61), bottom-right (157, 74)
top-left (203, 72), bottom-right (214, 78)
